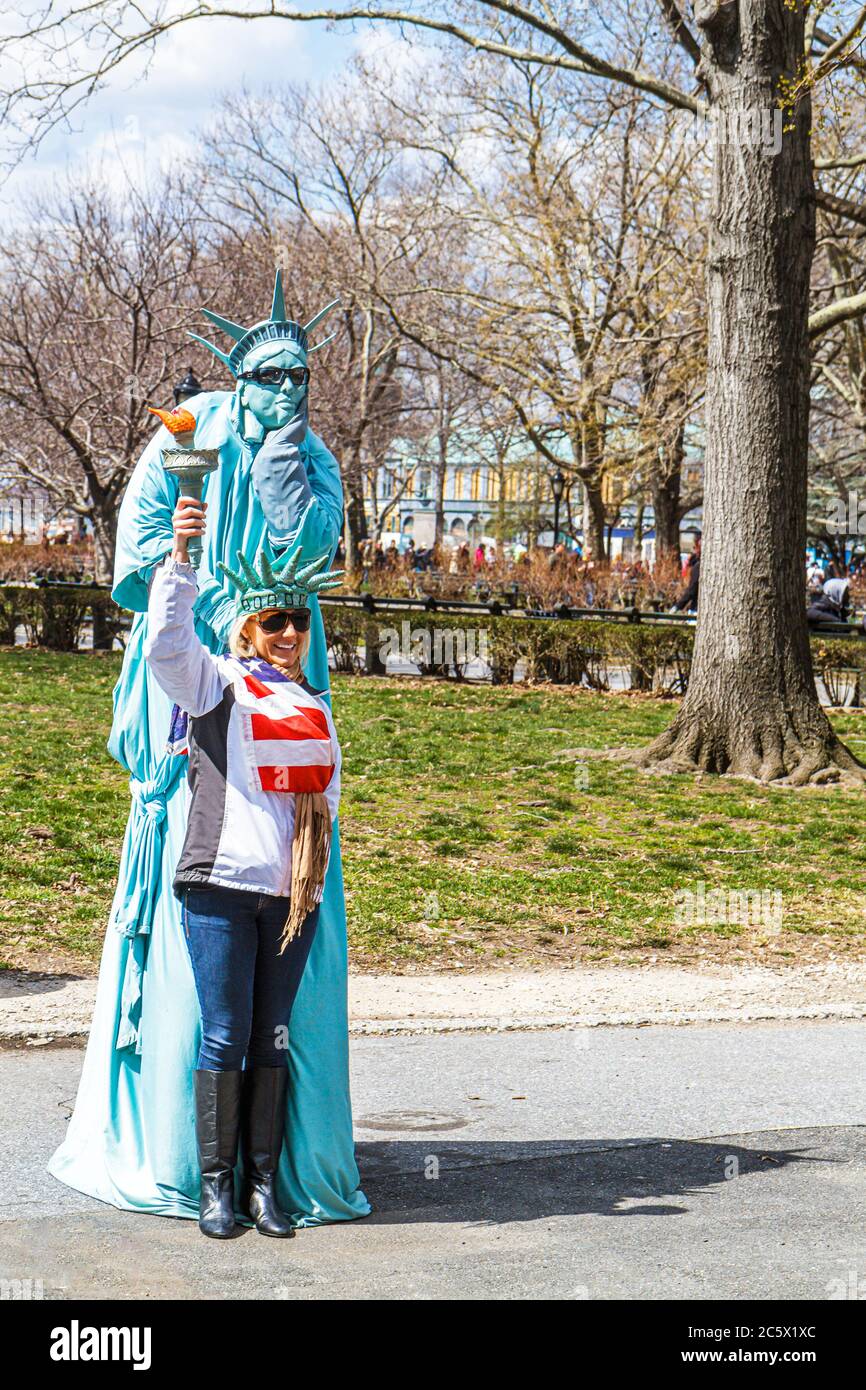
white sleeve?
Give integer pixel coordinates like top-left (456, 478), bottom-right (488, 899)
top-left (143, 557), bottom-right (229, 717)
top-left (322, 701), bottom-right (342, 823)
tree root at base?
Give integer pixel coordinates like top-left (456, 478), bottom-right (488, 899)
top-left (625, 720), bottom-right (866, 787)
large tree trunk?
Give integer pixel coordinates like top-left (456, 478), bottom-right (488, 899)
top-left (639, 0), bottom-right (862, 785)
top-left (582, 478), bottom-right (607, 559)
top-left (342, 446), bottom-right (369, 572)
top-left (651, 467), bottom-right (683, 561)
top-left (91, 510), bottom-right (116, 588)
top-left (651, 421), bottom-right (687, 559)
top-left (90, 508), bottom-right (117, 651)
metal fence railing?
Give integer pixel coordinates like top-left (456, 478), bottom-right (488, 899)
top-left (317, 591), bottom-right (866, 639)
top-left (5, 578), bottom-right (866, 640)
top-left (318, 592), bottom-right (699, 624)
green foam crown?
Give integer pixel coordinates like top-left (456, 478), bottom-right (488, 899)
top-left (217, 546), bottom-right (345, 613)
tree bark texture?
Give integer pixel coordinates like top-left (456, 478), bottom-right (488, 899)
top-left (639, 0), bottom-right (863, 783)
top-left (651, 464), bottom-right (684, 560)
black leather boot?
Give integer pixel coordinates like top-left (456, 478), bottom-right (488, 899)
top-left (194, 1069), bottom-right (242, 1239)
top-left (240, 1067), bottom-right (295, 1237)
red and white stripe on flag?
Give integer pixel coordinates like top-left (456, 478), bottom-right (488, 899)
top-left (242, 670), bottom-right (334, 794)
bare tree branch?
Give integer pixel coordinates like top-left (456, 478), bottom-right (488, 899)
top-left (809, 290), bottom-right (866, 339)
top-left (655, 0), bottom-right (702, 66)
top-left (815, 149), bottom-right (866, 170)
top-left (0, 0), bottom-right (700, 164)
top-left (815, 187), bottom-right (866, 231)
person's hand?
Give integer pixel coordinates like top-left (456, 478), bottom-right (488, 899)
top-left (171, 496), bottom-right (207, 562)
top-left (268, 395), bottom-right (309, 451)
top-left (251, 395), bottom-right (312, 542)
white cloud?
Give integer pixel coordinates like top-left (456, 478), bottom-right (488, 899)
top-left (1, 14), bottom-right (360, 220)
top-left (353, 23), bottom-right (433, 77)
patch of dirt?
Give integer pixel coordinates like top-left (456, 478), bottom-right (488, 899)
top-left (7, 918), bottom-right (864, 981)
top-left (0, 945), bottom-right (99, 977)
top-left (347, 925), bottom-right (866, 975)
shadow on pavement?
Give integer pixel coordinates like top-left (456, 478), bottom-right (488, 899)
top-left (355, 1135), bottom-right (820, 1224)
top-left (0, 971), bottom-right (83, 999)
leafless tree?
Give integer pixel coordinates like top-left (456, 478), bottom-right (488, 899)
top-left (0, 172), bottom-right (208, 583)
top-left (368, 58), bottom-right (707, 571)
top-left (806, 87), bottom-right (866, 560)
top-left (199, 81), bottom-right (438, 567)
top-left (403, 355), bottom-right (492, 546)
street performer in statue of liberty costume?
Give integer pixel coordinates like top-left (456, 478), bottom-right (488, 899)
top-left (47, 272), bottom-right (370, 1230)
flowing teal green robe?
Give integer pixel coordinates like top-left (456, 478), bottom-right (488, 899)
top-left (47, 391), bottom-right (370, 1226)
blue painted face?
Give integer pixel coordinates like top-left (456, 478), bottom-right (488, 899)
top-left (236, 343), bottom-right (308, 432)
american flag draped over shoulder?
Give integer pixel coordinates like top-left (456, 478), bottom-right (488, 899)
top-left (166, 703), bottom-right (190, 757)
top-left (166, 657), bottom-right (335, 796)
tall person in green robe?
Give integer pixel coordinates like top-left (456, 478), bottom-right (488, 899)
top-left (48, 274), bottom-right (370, 1228)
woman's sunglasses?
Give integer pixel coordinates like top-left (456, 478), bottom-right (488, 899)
top-left (253, 608), bottom-right (312, 634)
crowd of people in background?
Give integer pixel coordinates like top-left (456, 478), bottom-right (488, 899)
top-left (357, 537), bottom-right (488, 578)
top-left (353, 532), bottom-right (703, 613)
top-left (5, 521), bottom-right (863, 631)
top-left (353, 531), bottom-right (866, 630)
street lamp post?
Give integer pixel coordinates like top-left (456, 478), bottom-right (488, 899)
top-left (173, 366), bottom-right (203, 407)
top-left (550, 469), bottom-right (566, 546)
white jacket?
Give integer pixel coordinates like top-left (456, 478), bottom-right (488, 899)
top-left (144, 556), bottom-right (341, 900)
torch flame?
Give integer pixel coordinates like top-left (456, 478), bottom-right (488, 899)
top-left (148, 405), bottom-right (197, 437)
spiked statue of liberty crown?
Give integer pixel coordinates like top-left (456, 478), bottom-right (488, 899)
top-left (217, 547), bottom-right (345, 615)
top-left (190, 269), bottom-right (339, 374)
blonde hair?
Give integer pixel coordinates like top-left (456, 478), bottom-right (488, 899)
top-left (228, 610), bottom-right (311, 671)
top-left (228, 612), bottom-right (256, 659)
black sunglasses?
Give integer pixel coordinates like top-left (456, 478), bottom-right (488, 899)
top-left (253, 608), bottom-right (312, 634)
top-left (239, 366), bottom-right (310, 388)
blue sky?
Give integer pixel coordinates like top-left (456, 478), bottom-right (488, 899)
top-left (0, 15), bottom-right (410, 218)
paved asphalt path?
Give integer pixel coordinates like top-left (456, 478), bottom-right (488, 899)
top-left (1, 1021), bottom-right (864, 1300)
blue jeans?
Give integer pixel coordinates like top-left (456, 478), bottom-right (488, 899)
top-left (181, 885), bottom-right (320, 1071)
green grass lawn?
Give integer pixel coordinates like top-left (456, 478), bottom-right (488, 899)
top-left (1, 649), bottom-right (864, 973)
